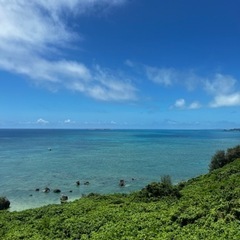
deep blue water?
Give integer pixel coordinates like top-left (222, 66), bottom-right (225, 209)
top-left (0, 129), bottom-right (239, 211)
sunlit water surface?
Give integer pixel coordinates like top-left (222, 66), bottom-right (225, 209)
top-left (0, 129), bottom-right (239, 211)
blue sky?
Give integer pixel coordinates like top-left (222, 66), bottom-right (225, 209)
top-left (1, 0), bottom-right (240, 129)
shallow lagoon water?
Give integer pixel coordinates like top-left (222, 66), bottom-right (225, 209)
top-left (0, 129), bottom-right (239, 211)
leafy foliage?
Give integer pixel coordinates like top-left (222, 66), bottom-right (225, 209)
top-left (209, 150), bottom-right (226, 171)
top-left (226, 145), bottom-right (240, 163)
top-left (0, 152), bottom-right (239, 239)
top-left (138, 175), bottom-right (181, 200)
top-left (209, 145), bottom-right (240, 171)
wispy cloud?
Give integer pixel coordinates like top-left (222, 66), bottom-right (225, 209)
top-left (145, 66), bottom-right (175, 86)
top-left (170, 71), bottom-right (240, 108)
top-left (204, 74), bottom-right (236, 95)
top-left (36, 118), bottom-right (49, 124)
top-left (172, 99), bottom-right (201, 110)
top-left (141, 65), bottom-right (202, 90)
top-left (64, 119), bottom-right (72, 124)
top-left (210, 93), bottom-right (240, 107)
top-left (126, 61), bottom-right (202, 91)
top-left (170, 98), bottom-right (202, 110)
top-left (0, 0), bottom-right (135, 101)
top-left (127, 60), bottom-right (240, 108)
top-left (189, 101), bottom-right (201, 109)
top-left (90, 65), bottom-right (137, 101)
top-left (204, 74), bottom-right (240, 107)
top-left (174, 98), bottom-right (186, 108)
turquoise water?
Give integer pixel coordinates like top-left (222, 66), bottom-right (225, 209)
top-left (0, 129), bottom-right (239, 211)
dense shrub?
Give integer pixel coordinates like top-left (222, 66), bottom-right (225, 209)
top-left (139, 175), bottom-right (181, 200)
top-left (160, 175), bottom-right (172, 187)
top-left (0, 197), bottom-right (10, 210)
top-left (209, 150), bottom-right (226, 172)
top-left (226, 145), bottom-right (240, 163)
top-left (209, 145), bottom-right (240, 172)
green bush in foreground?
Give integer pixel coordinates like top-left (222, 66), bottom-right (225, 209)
top-left (209, 145), bottom-right (240, 172)
top-left (209, 150), bottom-right (226, 172)
top-left (226, 145), bottom-right (240, 162)
top-left (139, 175), bottom-right (181, 200)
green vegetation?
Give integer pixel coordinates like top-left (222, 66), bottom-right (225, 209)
top-left (209, 145), bottom-right (240, 171)
top-left (0, 149), bottom-right (240, 239)
top-left (138, 175), bottom-right (181, 200)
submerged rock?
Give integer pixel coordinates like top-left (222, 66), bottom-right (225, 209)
top-left (60, 195), bottom-right (68, 203)
top-left (43, 187), bottom-right (50, 193)
top-left (53, 189), bottom-right (61, 193)
top-left (119, 179), bottom-right (125, 187)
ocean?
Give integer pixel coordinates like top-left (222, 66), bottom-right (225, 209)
top-left (0, 129), bottom-right (239, 211)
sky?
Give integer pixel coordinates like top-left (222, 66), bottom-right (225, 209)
top-left (0, 0), bottom-right (240, 129)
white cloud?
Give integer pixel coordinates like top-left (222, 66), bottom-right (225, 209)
top-left (127, 62), bottom-right (202, 91)
top-left (124, 59), bottom-right (135, 68)
top-left (174, 98), bottom-right (186, 108)
top-left (139, 64), bottom-right (202, 90)
top-left (145, 66), bottom-right (175, 86)
top-left (63, 65), bottom-right (137, 101)
top-left (203, 73), bottom-right (240, 108)
top-left (144, 65), bottom-right (240, 109)
top-left (0, 0), bottom-right (135, 102)
top-left (210, 93), bottom-right (240, 107)
top-left (36, 118), bottom-right (49, 124)
top-left (64, 119), bottom-right (71, 123)
top-left (172, 99), bottom-right (201, 110)
top-left (90, 65), bottom-right (137, 101)
top-left (204, 74), bottom-right (236, 95)
top-left (189, 101), bottom-right (201, 109)
top-left (183, 71), bottom-right (203, 91)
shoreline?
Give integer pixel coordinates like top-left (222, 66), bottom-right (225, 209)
top-left (1, 129), bottom-right (240, 212)
top-left (5, 181), bottom-right (140, 212)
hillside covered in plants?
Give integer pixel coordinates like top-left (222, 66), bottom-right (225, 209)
top-left (0, 147), bottom-right (240, 240)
